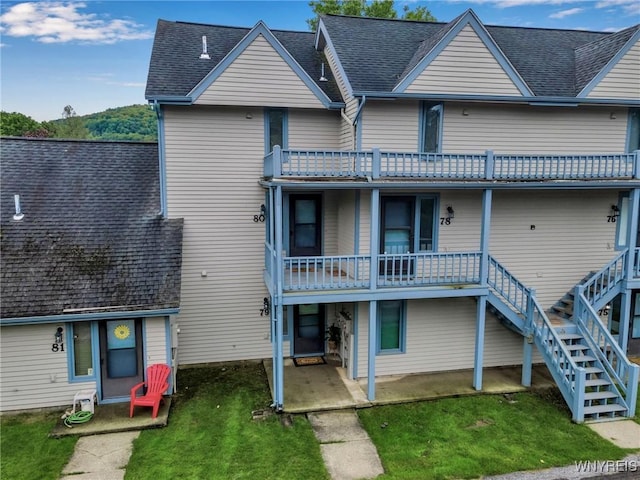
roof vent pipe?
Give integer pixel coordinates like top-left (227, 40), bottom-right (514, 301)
top-left (319, 62), bottom-right (328, 82)
top-left (199, 35), bottom-right (210, 59)
top-left (13, 194), bottom-right (24, 221)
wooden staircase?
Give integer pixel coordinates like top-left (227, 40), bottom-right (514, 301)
top-left (487, 254), bottom-right (638, 423)
top-left (555, 327), bottom-right (628, 421)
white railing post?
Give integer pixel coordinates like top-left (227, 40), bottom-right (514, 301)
top-left (273, 145), bottom-right (282, 178)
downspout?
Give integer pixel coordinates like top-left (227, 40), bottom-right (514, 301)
top-left (341, 95), bottom-right (366, 150)
top-left (153, 100), bottom-right (168, 218)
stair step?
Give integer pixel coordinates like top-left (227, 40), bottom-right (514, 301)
top-left (556, 333), bottom-right (582, 341)
top-left (551, 305), bottom-right (573, 315)
top-left (585, 391), bottom-right (619, 401)
top-left (583, 367), bottom-right (604, 375)
top-left (584, 404), bottom-right (626, 415)
top-left (585, 378), bottom-right (611, 387)
top-left (571, 355), bottom-right (596, 363)
top-left (565, 343), bottom-right (588, 351)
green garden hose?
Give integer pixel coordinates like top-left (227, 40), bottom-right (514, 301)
top-left (64, 410), bottom-right (93, 428)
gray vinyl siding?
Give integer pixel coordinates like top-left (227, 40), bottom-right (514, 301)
top-left (405, 25), bottom-right (522, 96)
top-left (337, 190), bottom-right (356, 255)
top-left (361, 101), bottom-right (419, 151)
top-left (489, 190), bottom-right (619, 307)
top-left (323, 44), bottom-right (356, 149)
top-left (194, 34), bottom-right (325, 109)
top-left (164, 105), bottom-right (271, 364)
top-left (442, 104), bottom-right (628, 153)
top-left (438, 191), bottom-right (482, 252)
top-left (0, 324), bottom-right (95, 412)
top-left (358, 191), bottom-right (371, 255)
top-left (356, 298), bottom-right (528, 377)
top-left (288, 109), bottom-right (340, 150)
top-left (324, 193), bottom-right (339, 256)
top-left (144, 317), bottom-right (168, 367)
top-left (357, 102), bottom-right (627, 154)
top-left (587, 41), bottom-right (640, 99)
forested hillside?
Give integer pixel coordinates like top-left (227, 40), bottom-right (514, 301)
top-left (0, 104), bottom-right (157, 142)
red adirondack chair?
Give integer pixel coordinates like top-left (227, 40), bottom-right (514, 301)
top-left (130, 363), bottom-right (171, 418)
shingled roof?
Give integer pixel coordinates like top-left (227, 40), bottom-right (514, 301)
top-left (146, 12), bottom-right (638, 101)
top-left (145, 19), bottom-right (341, 102)
top-left (0, 138), bottom-right (183, 320)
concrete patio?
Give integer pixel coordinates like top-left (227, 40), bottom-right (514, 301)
top-left (50, 398), bottom-right (171, 438)
top-left (263, 358), bottom-right (556, 413)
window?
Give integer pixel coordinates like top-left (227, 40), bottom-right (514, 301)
top-left (377, 300), bottom-right (406, 354)
top-left (381, 195), bottom-right (437, 254)
top-left (68, 322), bottom-right (95, 381)
top-left (265, 108), bottom-right (287, 153)
top-left (420, 102), bottom-right (442, 153)
top-left (628, 108), bottom-right (640, 153)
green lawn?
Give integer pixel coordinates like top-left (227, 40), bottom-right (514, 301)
top-left (1, 411), bottom-right (77, 480)
top-left (2, 365), bottom-right (636, 480)
top-left (358, 390), bottom-right (630, 480)
top-left (124, 363), bottom-right (329, 480)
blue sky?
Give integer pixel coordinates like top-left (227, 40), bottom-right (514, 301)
top-left (1, 0), bottom-right (639, 122)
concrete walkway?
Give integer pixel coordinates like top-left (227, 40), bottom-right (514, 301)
top-left (308, 410), bottom-right (384, 480)
top-left (60, 431), bottom-right (139, 480)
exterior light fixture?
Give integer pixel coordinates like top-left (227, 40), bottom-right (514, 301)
top-left (446, 205), bottom-right (455, 219)
top-left (55, 327), bottom-right (64, 344)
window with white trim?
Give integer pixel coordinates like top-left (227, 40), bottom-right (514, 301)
top-left (420, 102), bottom-right (442, 153)
top-left (69, 322), bottom-right (95, 381)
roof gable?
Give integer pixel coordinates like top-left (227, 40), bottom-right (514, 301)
top-left (578, 26), bottom-right (640, 98)
top-left (189, 21), bottom-right (332, 108)
top-left (394, 10), bottom-right (532, 96)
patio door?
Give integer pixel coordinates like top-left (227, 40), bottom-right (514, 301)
top-left (293, 304), bottom-right (325, 356)
top-left (289, 194), bottom-right (321, 257)
top-left (380, 197), bottom-right (414, 275)
top-left (99, 319), bottom-right (143, 399)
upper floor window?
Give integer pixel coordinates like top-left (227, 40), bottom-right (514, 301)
top-left (265, 108), bottom-right (287, 154)
top-left (628, 108), bottom-right (639, 153)
top-left (420, 102), bottom-right (442, 153)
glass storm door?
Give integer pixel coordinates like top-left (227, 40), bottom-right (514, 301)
top-left (380, 197), bottom-right (414, 275)
top-left (293, 304), bottom-right (325, 356)
top-left (289, 195), bottom-right (321, 257)
top-left (99, 319), bottom-right (143, 399)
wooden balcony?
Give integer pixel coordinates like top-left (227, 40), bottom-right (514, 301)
top-left (264, 147), bottom-right (639, 182)
top-left (279, 252), bottom-right (481, 292)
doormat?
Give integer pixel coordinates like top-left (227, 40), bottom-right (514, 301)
top-left (293, 356), bottom-right (326, 367)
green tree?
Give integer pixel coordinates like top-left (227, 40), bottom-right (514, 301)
top-left (307, 0), bottom-right (436, 30)
top-left (0, 111), bottom-right (42, 137)
top-left (55, 105), bottom-right (89, 139)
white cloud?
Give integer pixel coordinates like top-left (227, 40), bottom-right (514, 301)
top-left (549, 7), bottom-right (584, 18)
top-left (0, 2), bottom-right (153, 44)
top-left (596, 0), bottom-right (640, 16)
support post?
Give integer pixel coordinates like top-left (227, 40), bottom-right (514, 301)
top-left (368, 300), bottom-right (377, 401)
top-left (372, 148), bottom-right (381, 179)
top-left (474, 295), bottom-right (487, 390)
top-left (522, 289), bottom-right (535, 387)
top-left (273, 185), bottom-right (284, 410)
top-left (621, 188), bottom-right (640, 352)
top-left (479, 189), bottom-right (493, 285)
top-left (370, 189), bottom-right (380, 290)
top-left (485, 150), bottom-right (494, 180)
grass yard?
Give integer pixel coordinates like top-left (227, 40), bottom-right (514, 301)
top-left (358, 390), bottom-right (631, 480)
top-left (0, 411), bottom-right (77, 480)
top-left (124, 362), bottom-right (329, 480)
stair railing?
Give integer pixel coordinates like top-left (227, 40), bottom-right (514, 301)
top-left (488, 256), bottom-right (585, 420)
top-left (580, 250), bottom-right (626, 309)
top-left (487, 256), bottom-right (529, 316)
top-left (530, 296), bottom-right (587, 421)
top-left (574, 289), bottom-right (639, 416)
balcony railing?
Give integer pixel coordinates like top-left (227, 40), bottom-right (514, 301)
top-left (282, 252), bottom-right (481, 291)
top-left (264, 147), bottom-right (639, 181)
